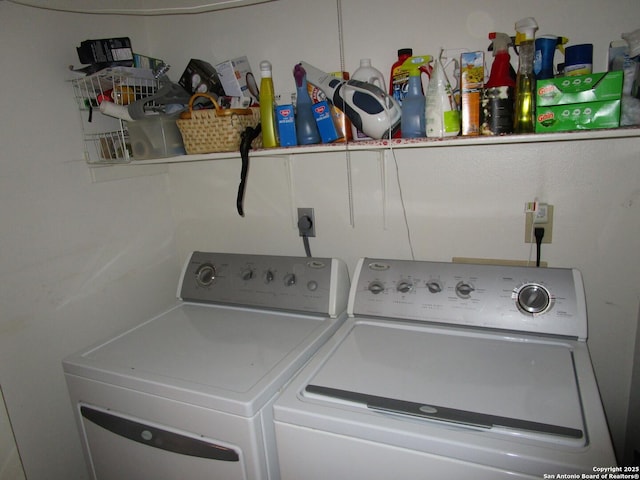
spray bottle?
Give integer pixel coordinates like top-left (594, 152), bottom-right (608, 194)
top-left (513, 17), bottom-right (539, 133)
top-left (481, 32), bottom-right (515, 135)
top-left (534, 35), bottom-right (568, 80)
top-left (293, 63), bottom-right (320, 145)
top-left (425, 49), bottom-right (460, 138)
top-left (400, 56), bottom-right (432, 138)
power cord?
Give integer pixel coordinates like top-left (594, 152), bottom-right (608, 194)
top-left (298, 214), bottom-right (313, 257)
top-left (534, 227), bottom-right (545, 267)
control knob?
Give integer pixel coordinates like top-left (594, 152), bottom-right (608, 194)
top-left (455, 281), bottom-right (475, 299)
top-left (396, 281), bottom-right (413, 293)
top-left (264, 270), bottom-right (275, 284)
top-left (195, 263), bottom-right (216, 287)
top-left (283, 273), bottom-right (296, 287)
top-left (516, 283), bottom-right (551, 314)
top-left (241, 269), bottom-right (254, 281)
top-left (426, 280), bottom-right (442, 293)
top-left (368, 281), bottom-right (385, 295)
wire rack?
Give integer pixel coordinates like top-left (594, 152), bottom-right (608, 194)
top-left (71, 67), bottom-right (160, 164)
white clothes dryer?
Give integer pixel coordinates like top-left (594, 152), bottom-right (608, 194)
top-left (273, 258), bottom-right (617, 479)
top-left (63, 251), bottom-right (349, 480)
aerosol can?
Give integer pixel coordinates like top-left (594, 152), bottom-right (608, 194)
top-left (481, 32), bottom-right (515, 135)
top-left (400, 55), bottom-right (432, 138)
top-left (300, 61), bottom-right (402, 139)
top-left (513, 17), bottom-right (539, 133)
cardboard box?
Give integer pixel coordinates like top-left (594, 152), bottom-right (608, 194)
top-left (535, 100), bottom-right (621, 132)
top-left (276, 105), bottom-right (298, 147)
top-left (179, 59), bottom-right (225, 97)
top-left (460, 51), bottom-right (484, 136)
top-left (215, 56), bottom-right (255, 102)
top-left (536, 71), bottom-right (623, 106)
top-left (76, 37), bottom-right (133, 66)
top-left (312, 101), bottom-right (342, 143)
top-left (535, 71), bottom-right (623, 132)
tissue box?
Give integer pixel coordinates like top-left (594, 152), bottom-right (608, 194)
top-left (312, 101), bottom-right (341, 143)
top-left (535, 71), bottom-right (623, 132)
top-left (276, 105), bottom-right (298, 147)
top-left (215, 56), bottom-right (255, 101)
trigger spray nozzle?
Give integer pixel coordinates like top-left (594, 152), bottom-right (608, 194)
top-left (488, 32), bottom-right (514, 56)
top-left (401, 55), bottom-right (433, 77)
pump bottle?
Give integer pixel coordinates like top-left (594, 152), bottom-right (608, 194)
top-left (513, 17), bottom-right (539, 133)
top-left (481, 32), bottom-right (516, 135)
top-left (259, 60), bottom-right (278, 147)
top-left (293, 63), bottom-right (320, 145)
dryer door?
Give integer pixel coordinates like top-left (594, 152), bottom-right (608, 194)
top-left (80, 404), bottom-right (246, 480)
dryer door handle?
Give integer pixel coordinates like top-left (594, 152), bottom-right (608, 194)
top-left (81, 405), bottom-right (240, 461)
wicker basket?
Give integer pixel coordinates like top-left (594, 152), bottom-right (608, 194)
top-left (177, 93), bottom-right (261, 154)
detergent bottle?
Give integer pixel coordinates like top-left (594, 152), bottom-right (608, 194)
top-left (351, 58), bottom-right (386, 140)
top-left (259, 60), bottom-right (278, 147)
top-left (513, 17), bottom-right (539, 133)
top-left (425, 49), bottom-right (460, 138)
top-left (534, 35), bottom-right (568, 80)
top-left (481, 32), bottom-right (516, 135)
top-left (400, 56), bottom-right (431, 138)
top-left (293, 63), bottom-right (320, 145)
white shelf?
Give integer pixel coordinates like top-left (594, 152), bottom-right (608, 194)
top-left (123, 127), bottom-right (640, 165)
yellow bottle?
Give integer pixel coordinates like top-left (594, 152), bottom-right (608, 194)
top-left (513, 18), bottom-right (538, 133)
top-left (259, 60), bottom-right (278, 148)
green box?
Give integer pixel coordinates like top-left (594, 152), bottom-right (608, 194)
top-left (535, 100), bottom-right (621, 132)
top-left (536, 71), bottom-right (623, 106)
top-left (535, 71), bottom-right (622, 132)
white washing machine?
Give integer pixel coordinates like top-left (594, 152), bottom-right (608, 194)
top-left (273, 258), bottom-right (617, 479)
top-left (63, 251), bottom-right (349, 480)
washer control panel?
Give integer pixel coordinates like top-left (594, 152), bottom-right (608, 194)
top-left (179, 252), bottom-right (350, 317)
top-left (350, 258), bottom-right (587, 339)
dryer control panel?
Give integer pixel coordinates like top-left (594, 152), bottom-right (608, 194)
top-left (178, 252), bottom-right (350, 318)
top-left (349, 258), bottom-right (587, 339)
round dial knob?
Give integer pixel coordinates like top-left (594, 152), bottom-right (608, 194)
top-left (455, 281), bottom-right (475, 299)
top-left (241, 269), bottom-right (254, 281)
top-left (396, 281), bottom-right (413, 294)
top-left (426, 280), bottom-right (442, 293)
top-left (263, 270), bottom-right (275, 284)
top-left (517, 283), bottom-right (551, 314)
top-left (195, 263), bottom-right (216, 287)
top-left (283, 273), bottom-right (296, 287)
top-left (368, 281), bottom-right (385, 295)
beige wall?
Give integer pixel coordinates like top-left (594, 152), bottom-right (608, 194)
top-left (0, 0), bottom-right (638, 478)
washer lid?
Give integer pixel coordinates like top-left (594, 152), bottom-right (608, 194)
top-left (64, 303), bottom-right (341, 416)
top-left (303, 320), bottom-right (585, 443)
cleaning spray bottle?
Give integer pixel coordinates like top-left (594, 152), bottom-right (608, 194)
top-left (425, 49), bottom-right (460, 138)
top-left (481, 32), bottom-right (516, 135)
top-left (400, 55), bottom-right (432, 138)
top-left (534, 35), bottom-right (568, 80)
top-left (513, 17), bottom-right (538, 133)
top-left (259, 60), bottom-right (278, 147)
top-left (293, 63), bottom-right (320, 145)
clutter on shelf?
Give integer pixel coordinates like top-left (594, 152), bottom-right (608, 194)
top-left (69, 22), bottom-right (640, 163)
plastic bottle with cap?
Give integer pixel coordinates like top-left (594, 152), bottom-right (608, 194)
top-left (513, 17), bottom-right (538, 133)
top-left (293, 63), bottom-right (320, 145)
top-left (400, 56), bottom-right (431, 138)
top-left (351, 58), bottom-right (386, 140)
top-left (481, 32), bottom-right (515, 135)
top-left (259, 60), bottom-right (278, 148)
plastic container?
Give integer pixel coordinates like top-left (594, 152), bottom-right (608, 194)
top-left (564, 44), bottom-right (593, 77)
top-left (389, 48), bottom-right (413, 105)
top-left (481, 32), bottom-right (515, 135)
top-left (400, 56), bottom-right (431, 138)
top-left (351, 58), bottom-right (385, 140)
top-left (127, 114), bottom-right (185, 160)
top-left (259, 60), bottom-right (278, 148)
top-left (425, 50), bottom-right (460, 138)
top-left (514, 17), bottom-right (539, 133)
top-left (293, 63), bottom-right (320, 145)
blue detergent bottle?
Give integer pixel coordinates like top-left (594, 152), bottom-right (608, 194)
top-left (293, 63), bottom-right (320, 145)
top-left (400, 56), bottom-right (432, 138)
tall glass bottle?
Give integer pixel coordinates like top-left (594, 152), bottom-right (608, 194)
top-left (259, 60), bottom-right (278, 147)
top-left (513, 18), bottom-right (538, 133)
